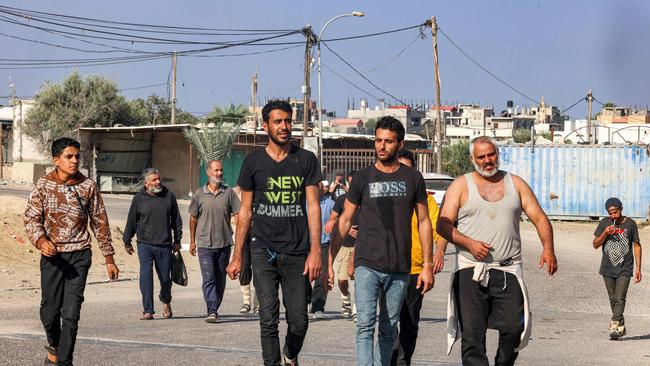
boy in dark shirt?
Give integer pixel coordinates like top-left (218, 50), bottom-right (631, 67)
top-left (593, 197), bottom-right (642, 340)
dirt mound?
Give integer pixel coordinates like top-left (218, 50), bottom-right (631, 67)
top-left (0, 195), bottom-right (140, 291)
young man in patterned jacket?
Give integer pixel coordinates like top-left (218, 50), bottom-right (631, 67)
top-left (24, 137), bottom-right (119, 365)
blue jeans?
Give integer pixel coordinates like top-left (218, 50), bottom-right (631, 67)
top-left (354, 266), bottom-right (409, 366)
top-left (251, 247), bottom-right (310, 366)
top-left (137, 243), bottom-right (173, 314)
top-left (198, 246), bottom-right (231, 315)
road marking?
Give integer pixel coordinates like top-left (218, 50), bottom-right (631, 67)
top-left (0, 332), bottom-right (460, 365)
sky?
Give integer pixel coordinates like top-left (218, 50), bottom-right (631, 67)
top-left (1, 0), bottom-right (649, 119)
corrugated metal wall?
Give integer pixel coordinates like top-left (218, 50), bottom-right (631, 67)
top-left (499, 145), bottom-right (650, 220)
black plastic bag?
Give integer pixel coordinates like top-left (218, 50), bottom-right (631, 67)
top-left (171, 251), bottom-right (188, 287)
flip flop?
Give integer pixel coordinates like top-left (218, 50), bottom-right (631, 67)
top-left (140, 313), bottom-right (154, 320)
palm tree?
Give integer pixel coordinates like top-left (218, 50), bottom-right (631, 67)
top-left (183, 122), bottom-right (242, 164)
top-left (205, 103), bottom-right (250, 124)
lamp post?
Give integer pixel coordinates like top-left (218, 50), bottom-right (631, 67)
top-left (317, 11), bottom-right (365, 173)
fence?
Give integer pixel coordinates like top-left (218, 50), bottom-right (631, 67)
top-left (322, 148), bottom-right (434, 180)
top-left (499, 144), bottom-right (650, 220)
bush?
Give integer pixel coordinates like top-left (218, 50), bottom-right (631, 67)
top-left (442, 140), bottom-right (474, 177)
top-left (512, 128), bottom-right (532, 143)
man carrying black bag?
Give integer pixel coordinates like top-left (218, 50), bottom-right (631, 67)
top-left (123, 168), bottom-right (183, 320)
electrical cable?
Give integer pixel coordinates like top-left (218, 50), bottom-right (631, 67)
top-left (322, 41), bottom-right (407, 105)
top-left (321, 62), bottom-right (380, 101)
top-left (366, 33), bottom-right (423, 73)
top-left (436, 26), bottom-right (538, 104)
top-left (561, 97), bottom-right (585, 114)
top-left (0, 5), bottom-right (296, 33)
top-left (118, 83), bottom-right (168, 92)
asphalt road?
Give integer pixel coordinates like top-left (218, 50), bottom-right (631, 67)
top-left (2, 185), bottom-right (650, 365)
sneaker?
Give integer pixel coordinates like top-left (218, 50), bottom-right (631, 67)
top-left (282, 353), bottom-right (299, 366)
top-left (341, 301), bottom-right (352, 318)
top-left (240, 303), bottom-right (251, 314)
top-left (205, 313), bottom-right (218, 323)
top-left (309, 310), bottom-right (325, 320)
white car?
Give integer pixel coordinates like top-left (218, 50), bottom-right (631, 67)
top-left (422, 173), bottom-right (455, 206)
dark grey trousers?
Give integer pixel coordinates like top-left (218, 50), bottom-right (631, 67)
top-left (603, 275), bottom-right (631, 324)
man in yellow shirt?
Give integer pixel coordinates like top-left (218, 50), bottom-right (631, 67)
top-left (392, 149), bottom-right (448, 366)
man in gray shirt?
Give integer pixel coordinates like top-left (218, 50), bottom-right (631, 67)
top-left (189, 160), bottom-right (240, 323)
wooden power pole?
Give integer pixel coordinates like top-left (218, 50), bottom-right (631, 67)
top-left (301, 26), bottom-right (315, 145)
top-left (171, 51), bottom-right (177, 125)
top-left (252, 67), bottom-right (259, 145)
top-left (430, 17), bottom-right (443, 173)
top-left (587, 89), bottom-right (593, 144)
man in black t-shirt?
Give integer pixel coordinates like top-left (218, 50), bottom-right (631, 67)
top-left (226, 100), bottom-right (322, 366)
top-left (336, 116), bottom-right (434, 366)
top-left (593, 197), bottom-right (642, 340)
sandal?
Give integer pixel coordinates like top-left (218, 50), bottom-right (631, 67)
top-left (239, 303), bottom-right (251, 313)
top-left (341, 301), bottom-right (352, 318)
top-left (162, 303), bottom-right (173, 319)
top-left (140, 312), bottom-right (154, 320)
top-left (44, 345), bottom-right (57, 365)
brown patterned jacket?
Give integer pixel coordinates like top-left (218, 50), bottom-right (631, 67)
top-left (24, 170), bottom-right (115, 256)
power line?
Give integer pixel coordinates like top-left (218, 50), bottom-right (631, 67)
top-left (0, 5), bottom-right (297, 33)
top-left (119, 83), bottom-right (168, 92)
top-left (561, 97), bottom-right (585, 114)
top-left (436, 26), bottom-right (538, 104)
top-left (0, 12), bottom-right (304, 45)
top-left (322, 41), bottom-right (407, 105)
top-left (366, 33), bottom-right (423, 73)
top-left (321, 62), bottom-right (381, 101)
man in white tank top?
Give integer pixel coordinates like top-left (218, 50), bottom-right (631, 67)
top-left (437, 136), bottom-right (557, 366)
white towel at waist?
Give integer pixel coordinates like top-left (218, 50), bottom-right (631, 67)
top-left (446, 253), bottom-right (531, 355)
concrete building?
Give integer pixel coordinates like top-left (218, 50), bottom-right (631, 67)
top-left (347, 99), bottom-right (425, 133)
top-left (597, 106), bottom-right (650, 124)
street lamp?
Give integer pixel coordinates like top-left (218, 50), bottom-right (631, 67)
top-left (317, 11), bottom-right (365, 173)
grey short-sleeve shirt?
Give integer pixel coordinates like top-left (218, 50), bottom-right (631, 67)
top-left (189, 184), bottom-right (241, 249)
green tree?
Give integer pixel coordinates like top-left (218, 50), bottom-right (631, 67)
top-left (128, 94), bottom-right (199, 125)
top-left (205, 103), bottom-right (250, 124)
top-left (364, 118), bottom-right (377, 130)
top-left (25, 71), bottom-right (135, 148)
top-left (512, 128), bottom-right (532, 143)
top-left (442, 140), bottom-right (474, 177)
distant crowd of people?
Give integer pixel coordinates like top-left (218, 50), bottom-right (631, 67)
top-left (24, 100), bottom-right (641, 366)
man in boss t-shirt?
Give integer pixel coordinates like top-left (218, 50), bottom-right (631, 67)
top-left (593, 197), bottom-right (642, 340)
top-left (226, 100), bottom-right (322, 366)
top-left (336, 116), bottom-right (434, 366)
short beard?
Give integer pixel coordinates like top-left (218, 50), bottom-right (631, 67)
top-left (268, 130), bottom-right (290, 146)
top-left (147, 185), bottom-right (162, 194)
top-left (209, 176), bottom-right (222, 186)
top-left (376, 150), bottom-right (398, 163)
top-left (472, 159), bottom-right (500, 178)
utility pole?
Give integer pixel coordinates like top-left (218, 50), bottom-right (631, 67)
top-left (586, 89), bottom-right (593, 144)
top-left (301, 26), bottom-right (315, 146)
top-left (429, 17), bottom-right (443, 173)
top-left (252, 67), bottom-right (259, 145)
top-left (171, 51), bottom-right (177, 125)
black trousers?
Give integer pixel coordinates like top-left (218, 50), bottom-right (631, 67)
top-left (310, 242), bottom-right (329, 313)
top-left (251, 247), bottom-right (311, 366)
top-left (40, 249), bottom-right (92, 366)
top-left (239, 237), bottom-right (253, 286)
top-left (391, 274), bottom-right (423, 366)
top-left (453, 268), bottom-right (524, 366)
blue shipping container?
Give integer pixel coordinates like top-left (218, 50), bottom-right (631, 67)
top-left (499, 145), bottom-right (650, 220)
